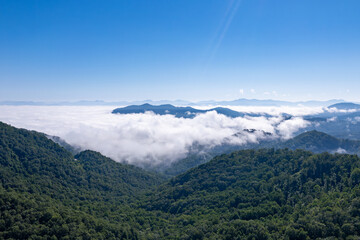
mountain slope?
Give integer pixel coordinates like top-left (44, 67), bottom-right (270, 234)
top-left (282, 130), bottom-right (345, 152)
top-left (281, 130), bottom-right (360, 154)
top-left (145, 149), bottom-right (360, 239)
top-left (75, 150), bottom-right (164, 197)
top-left (301, 102), bottom-right (360, 140)
top-left (0, 122), bottom-right (164, 200)
top-left (161, 131), bottom-right (360, 177)
top-left (328, 102), bottom-right (360, 110)
top-left (161, 139), bottom-right (275, 177)
top-left (0, 121), bottom-right (165, 239)
top-left (3, 121), bottom-right (360, 239)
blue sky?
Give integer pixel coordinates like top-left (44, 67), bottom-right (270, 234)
top-left (1, 0), bottom-right (359, 102)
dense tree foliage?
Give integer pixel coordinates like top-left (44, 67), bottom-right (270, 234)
top-left (1, 122), bottom-right (360, 239)
top-left (145, 149), bottom-right (360, 239)
top-left (0, 122), bottom-right (165, 239)
top-left (163, 130), bottom-right (360, 177)
top-left (281, 130), bottom-right (360, 154)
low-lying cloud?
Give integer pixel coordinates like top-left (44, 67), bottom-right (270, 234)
top-left (196, 105), bottom-right (326, 116)
top-left (0, 106), bottom-right (311, 166)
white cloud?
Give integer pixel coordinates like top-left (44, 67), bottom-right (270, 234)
top-left (250, 89), bottom-right (256, 94)
top-left (326, 107), bottom-right (358, 113)
top-left (335, 148), bottom-right (347, 154)
top-left (195, 105), bottom-right (325, 116)
top-left (276, 117), bottom-right (310, 139)
top-left (239, 89), bottom-right (244, 95)
top-left (0, 106), bottom-right (311, 167)
top-left (327, 117), bottom-right (337, 122)
top-left (347, 116), bottom-right (360, 124)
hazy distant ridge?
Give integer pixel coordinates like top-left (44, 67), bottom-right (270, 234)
top-left (111, 103), bottom-right (248, 118)
top-left (0, 98), bottom-right (346, 107)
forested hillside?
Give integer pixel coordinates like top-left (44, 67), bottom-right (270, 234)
top-left (145, 149), bottom-right (360, 239)
top-left (1, 122), bottom-right (360, 239)
top-left (281, 130), bottom-right (360, 155)
top-left (163, 130), bottom-right (360, 177)
top-left (0, 122), bottom-right (164, 239)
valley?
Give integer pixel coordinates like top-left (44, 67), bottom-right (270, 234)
top-left (1, 120), bottom-right (360, 239)
top-left (2, 1), bottom-right (359, 239)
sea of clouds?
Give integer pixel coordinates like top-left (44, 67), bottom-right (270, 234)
top-left (0, 105), bottom-right (324, 166)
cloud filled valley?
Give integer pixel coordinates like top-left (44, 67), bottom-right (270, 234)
top-left (0, 105), bottom-right (317, 167)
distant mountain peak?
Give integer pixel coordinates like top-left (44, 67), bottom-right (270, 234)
top-left (281, 130), bottom-right (360, 154)
top-left (141, 103), bottom-right (152, 107)
top-left (328, 102), bottom-right (360, 110)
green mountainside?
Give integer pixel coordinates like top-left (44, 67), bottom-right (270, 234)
top-left (281, 130), bottom-right (360, 154)
top-left (0, 122), bottom-right (165, 239)
top-left (0, 122), bottom-right (164, 200)
top-left (2, 122), bottom-right (360, 239)
top-left (145, 149), bottom-right (360, 239)
top-left (162, 131), bottom-right (360, 177)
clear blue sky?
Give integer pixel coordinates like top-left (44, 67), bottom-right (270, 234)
top-left (1, 0), bottom-right (359, 102)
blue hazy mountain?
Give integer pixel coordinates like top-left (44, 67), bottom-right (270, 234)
top-left (304, 104), bottom-right (360, 121)
top-left (301, 102), bottom-right (360, 139)
top-left (302, 117), bottom-right (360, 140)
top-left (112, 103), bottom-right (252, 118)
top-left (0, 98), bottom-right (346, 107)
top-left (328, 102), bottom-right (360, 110)
top-left (193, 98), bottom-right (345, 107)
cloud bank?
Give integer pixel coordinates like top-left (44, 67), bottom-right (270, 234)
top-left (0, 106), bottom-right (311, 166)
top-left (196, 105), bottom-right (326, 116)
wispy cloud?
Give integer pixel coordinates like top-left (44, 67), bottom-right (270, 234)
top-left (203, 0), bottom-right (242, 73)
top-left (210, 0), bottom-right (242, 60)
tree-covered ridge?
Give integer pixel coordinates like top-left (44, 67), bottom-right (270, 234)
top-left (0, 122), bottom-right (165, 239)
top-left (145, 149), bottom-right (360, 239)
top-left (0, 187), bottom-right (140, 239)
top-left (161, 130), bottom-right (360, 177)
top-left (74, 150), bottom-right (164, 197)
top-left (281, 130), bottom-right (360, 154)
top-left (0, 122), bottom-right (164, 200)
top-left (2, 121), bottom-right (360, 239)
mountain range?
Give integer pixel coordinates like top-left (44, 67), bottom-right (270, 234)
top-left (111, 102), bottom-right (360, 118)
top-left (160, 130), bottom-right (360, 176)
top-left (328, 102), bottom-right (360, 110)
top-left (112, 102), bottom-right (360, 141)
top-left (112, 103), bottom-right (250, 118)
top-left (0, 121), bottom-right (164, 239)
top-left (303, 103), bottom-right (360, 140)
top-left (1, 121), bottom-right (360, 239)
top-left (0, 98), bottom-right (349, 107)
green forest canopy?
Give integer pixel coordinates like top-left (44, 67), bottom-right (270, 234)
top-left (1, 122), bottom-right (360, 239)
